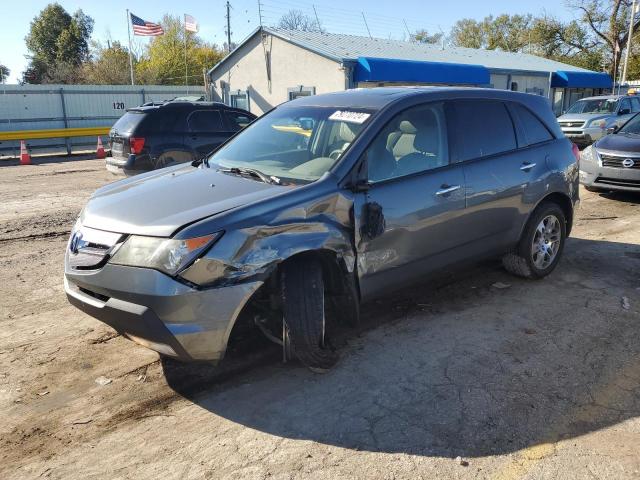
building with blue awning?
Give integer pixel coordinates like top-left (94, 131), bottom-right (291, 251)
top-left (208, 27), bottom-right (612, 116)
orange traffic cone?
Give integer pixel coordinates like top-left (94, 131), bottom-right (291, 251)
top-left (96, 136), bottom-right (105, 159)
top-left (20, 140), bottom-right (31, 165)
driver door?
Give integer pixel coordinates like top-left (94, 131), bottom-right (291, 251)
top-left (352, 102), bottom-right (469, 300)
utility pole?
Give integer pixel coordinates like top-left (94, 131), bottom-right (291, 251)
top-left (226, 1), bottom-right (232, 53)
top-left (313, 5), bottom-right (321, 32)
top-left (402, 19), bottom-right (412, 41)
top-left (258, 0), bottom-right (263, 27)
top-left (622, 0), bottom-right (638, 86)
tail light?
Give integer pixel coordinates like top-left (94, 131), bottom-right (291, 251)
top-left (571, 143), bottom-right (580, 166)
top-left (129, 137), bottom-right (145, 154)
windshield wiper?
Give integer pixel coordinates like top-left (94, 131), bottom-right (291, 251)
top-left (191, 156), bottom-right (210, 168)
top-left (218, 167), bottom-right (281, 185)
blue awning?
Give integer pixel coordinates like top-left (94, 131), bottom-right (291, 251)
top-left (353, 57), bottom-right (490, 85)
top-left (551, 71), bottom-right (612, 89)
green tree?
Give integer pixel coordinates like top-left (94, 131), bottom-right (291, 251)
top-left (411, 29), bottom-right (443, 45)
top-left (135, 15), bottom-right (224, 85)
top-left (0, 63), bottom-right (9, 83)
top-left (23, 3), bottom-right (94, 83)
top-left (450, 14), bottom-right (533, 52)
top-left (82, 41), bottom-right (132, 84)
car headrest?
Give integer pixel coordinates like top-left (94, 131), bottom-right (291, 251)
top-left (338, 122), bottom-right (358, 142)
top-left (398, 120), bottom-right (417, 134)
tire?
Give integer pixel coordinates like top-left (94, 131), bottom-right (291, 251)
top-left (502, 202), bottom-right (567, 279)
top-left (281, 257), bottom-right (339, 372)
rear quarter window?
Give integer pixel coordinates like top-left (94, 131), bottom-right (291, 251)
top-left (225, 111), bottom-right (254, 131)
top-left (112, 112), bottom-right (146, 134)
top-left (511, 104), bottom-right (554, 146)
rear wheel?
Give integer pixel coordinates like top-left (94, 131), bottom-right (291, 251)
top-left (502, 202), bottom-right (567, 279)
top-left (281, 257), bottom-right (338, 372)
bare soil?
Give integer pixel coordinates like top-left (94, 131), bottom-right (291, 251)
top-left (1, 158), bottom-right (640, 479)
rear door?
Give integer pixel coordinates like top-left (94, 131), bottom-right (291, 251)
top-left (186, 109), bottom-right (229, 157)
top-left (353, 102), bottom-right (469, 299)
top-left (451, 99), bottom-right (550, 251)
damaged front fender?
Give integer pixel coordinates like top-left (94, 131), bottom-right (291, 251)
top-left (178, 191), bottom-right (357, 288)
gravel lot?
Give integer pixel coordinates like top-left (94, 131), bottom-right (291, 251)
top-left (1, 157), bottom-right (640, 480)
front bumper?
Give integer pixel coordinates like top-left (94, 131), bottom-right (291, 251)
top-left (561, 127), bottom-right (604, 147)
top-left (65, 263), bottom-right (262, 362)
top-left (579, 165), bottom-right (640, 192)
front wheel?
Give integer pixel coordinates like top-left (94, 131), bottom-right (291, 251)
top-left (502, 202), bottom-right (567, 279)
top-left (281, 258), bottom-right (338, 372)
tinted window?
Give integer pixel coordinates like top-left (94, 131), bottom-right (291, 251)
top-left (619, 98), bottom-right (632, 113)
top-left (451, 100), bottom-right (516, 162)
top-left (366, 102), bottom-right (449, 183)
top-left (188, 110), bottom-right (224, 132)
top-left (631, 97), bottom-right (640, 113)
top-left (112, 112), bottom-right (146, 134)
top-left (511, 104), bottom-right (554, 145)
top-left (225, 111), bottom-right (253, 131)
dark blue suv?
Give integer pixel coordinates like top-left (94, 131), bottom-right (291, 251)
top-left (107, 101), bottom-right (255, 175)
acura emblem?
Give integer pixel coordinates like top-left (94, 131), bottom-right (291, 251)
top-left (69, 231), bottom-right (83, 254)
top-left (622, 158), bottom-right (635, 168)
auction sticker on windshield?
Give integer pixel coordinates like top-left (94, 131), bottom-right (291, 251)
top-left (329, 111), bottom-right (371, 124)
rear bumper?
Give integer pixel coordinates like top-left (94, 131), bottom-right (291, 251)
top-left (106, 154), bottom-right (152, 176)
top-left (65, 263), bottom-right (262, 362)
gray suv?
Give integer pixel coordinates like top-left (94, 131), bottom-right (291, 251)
top-left (557, 95), bottom-right (640, 147)
top-left (65, 88), bottom-right (579, 372)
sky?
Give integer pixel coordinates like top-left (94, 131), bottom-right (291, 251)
top-left (0, 0), bottom-right (580, 83)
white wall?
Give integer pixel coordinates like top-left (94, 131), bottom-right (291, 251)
top-left (209, 33), bottom-right (347, 115)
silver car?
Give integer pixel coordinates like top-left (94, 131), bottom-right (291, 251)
top-left (557, 95), bottom-right (640, 147)
top-left (580, 112), bottom-right (640, 192)
top-left (65, 88), bottom-right (579, 372)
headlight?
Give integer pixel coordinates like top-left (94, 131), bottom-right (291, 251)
top-left (588, 119), bottom-right (607, 129)
top-left (580, 145), bottom-right (599, 165)
top-left (110, 232), bottom-right (222, 276)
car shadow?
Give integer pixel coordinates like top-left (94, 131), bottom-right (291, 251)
top-left (161, 236), bottom-right (640, 458)
top-left (597, 190), bottom-right (640, 205)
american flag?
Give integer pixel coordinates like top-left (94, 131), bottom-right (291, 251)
top-left (184, 14), bottom-right (198, 33)
top-left (130, 13), bottom-right (164, 36)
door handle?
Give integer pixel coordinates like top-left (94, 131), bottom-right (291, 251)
top-left (435, 184), bottom-right (461, 196)
top-left (520, 162), bottom-right (536, 172)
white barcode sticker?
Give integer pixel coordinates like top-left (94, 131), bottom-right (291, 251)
top-left (329, 110), bottom-right (371, 124)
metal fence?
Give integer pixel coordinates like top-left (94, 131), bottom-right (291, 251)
top-left (0, 84), bottom-right (205, 157)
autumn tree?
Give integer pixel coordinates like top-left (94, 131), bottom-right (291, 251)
top-left (135, 15), bottom-right (224, 85)
top-left (23, 3), bottom-right (94, 83)
top-left (82, 41), bottom-right (132, 84)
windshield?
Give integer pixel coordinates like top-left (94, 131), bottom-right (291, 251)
top-left (566, 98), bottom-right (618, 114)
top-left (207, 106), bottom-right (374, 183)
top-left (618, 113), bottom-right (640, 134)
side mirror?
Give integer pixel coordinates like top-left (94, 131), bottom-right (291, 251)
top-left (619, 108), bottom-right (631, 115)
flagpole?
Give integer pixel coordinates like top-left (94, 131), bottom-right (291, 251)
top-left (126, 9), bottom-right (135, 85)
top-left (184, 14), bottom-right (188, 93)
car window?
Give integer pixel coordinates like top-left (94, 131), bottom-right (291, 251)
top-left (225, 111), bottom-right (253, 131)
top-left (366, 102), bottom-right (449, 183)
top-left (631, 97), bottom-right (640, 112)
top-left (450, 100), bottom-right (516, 162)
top-left (188, 110), bottom-right (224, 132)
top-left (112, 111), bottom-right (146, 134)
top-left (619, 98), bottom-right (632, 113)
top-left (511, 104), bottom-right (554, 146)
top-left (565, 98), bottom-right (617, 114)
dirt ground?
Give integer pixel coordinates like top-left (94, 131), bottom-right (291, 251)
top-left (1, 157), bottom-right (640, 480)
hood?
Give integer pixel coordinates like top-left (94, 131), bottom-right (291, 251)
top-left (595, 132), bottom-right (640, 154)
top-left (81, 164), bottom-right (292, 237)
top-left (558, 113), bottom-right (611, 123)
